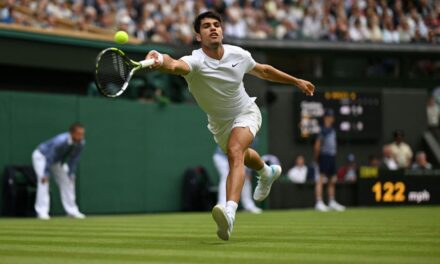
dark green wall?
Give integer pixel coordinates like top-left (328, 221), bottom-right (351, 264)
top-left (0, 92), bottom-right (268, 215)
top-left (0, 93), bottom-right (79, 214)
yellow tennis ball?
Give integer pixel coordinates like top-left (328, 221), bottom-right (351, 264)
top-left (114, 31), bottom-right (129, 44)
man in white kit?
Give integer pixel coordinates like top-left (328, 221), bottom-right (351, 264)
top-left (146, 11), bottom-right (315, 240)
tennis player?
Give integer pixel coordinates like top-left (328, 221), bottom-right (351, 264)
top-left (145, 11), bottom-right (315, 240)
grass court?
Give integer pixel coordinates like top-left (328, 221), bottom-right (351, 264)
top-left (0, 207), bottom-right (439, 264)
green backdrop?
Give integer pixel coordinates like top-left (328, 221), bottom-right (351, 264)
top-left (0, 92), bottom-right (267, 215)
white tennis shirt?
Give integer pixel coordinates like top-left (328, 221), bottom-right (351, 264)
top-left (180, 44), bottom-right (257, 120)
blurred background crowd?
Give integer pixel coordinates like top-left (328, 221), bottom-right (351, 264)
top-left (1, 0), bottom-right (440, 44)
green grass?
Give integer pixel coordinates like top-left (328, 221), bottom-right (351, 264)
top-left (0, 207), bottom-right (439, 264)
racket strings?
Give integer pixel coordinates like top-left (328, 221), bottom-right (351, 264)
top-left (96, 50), bottom-right (133, 96)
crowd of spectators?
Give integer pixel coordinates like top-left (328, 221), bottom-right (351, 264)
top-left (1, 0), bottom-right (440, 44)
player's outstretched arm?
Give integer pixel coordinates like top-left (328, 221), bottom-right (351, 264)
top-left (145, 50), bottom-right (190, 76)
top-left (249, 63), bottom-right (315, 96)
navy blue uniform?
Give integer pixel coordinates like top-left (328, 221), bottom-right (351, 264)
top-left (318, 126), bottom-right (337, 177)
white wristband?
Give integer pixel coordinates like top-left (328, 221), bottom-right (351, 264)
top-left (151, 50), bottom-right (164, 66)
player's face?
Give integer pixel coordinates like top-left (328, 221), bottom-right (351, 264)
top-left (196, 18), bottom-right (223, 47)
top-left (71, 127), bottom-right (85, 143)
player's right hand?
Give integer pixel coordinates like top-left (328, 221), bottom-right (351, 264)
top-left (145, 50), bottom-right (164, 70)
top-left (41, 176), bottom-right (49, 184)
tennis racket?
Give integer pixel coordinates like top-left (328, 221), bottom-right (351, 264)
top-left (94, 47), bottom-right (155, 97)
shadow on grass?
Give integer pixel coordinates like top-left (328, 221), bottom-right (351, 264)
top-left (200, 239), bottom-right (246, 246)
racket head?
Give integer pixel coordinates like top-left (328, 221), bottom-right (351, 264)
top-left (94, 48), bottom-right (141, 98)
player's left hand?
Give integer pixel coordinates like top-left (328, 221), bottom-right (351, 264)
top-left (297, 79), bottom-right (315, 96)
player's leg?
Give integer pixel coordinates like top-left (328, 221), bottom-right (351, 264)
top-left (226, 127), bottom-right (283, 203)
top-left (212, 127), bottom-right (253, 241)
top-left (248, 146), bottom-right (282, 201)
top-left (240, 173), bottom-right (262, 213)
top-left (225, 127), bottom-right (254, 203)
top-left (212, 103), bottom-right (277, 240)
top-left (243, 148), bottom-right (264, 170)
top-left (225, 103), bottom-right (280, 202)
top-left (32, 150), bottom-right (50, 220)
top-left (52, 164), bottom-right (85, 218)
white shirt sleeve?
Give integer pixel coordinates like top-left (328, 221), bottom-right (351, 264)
top-left (180, 55), bottom-right (197, 72)
top-left (179, 51), bottom-right (202, 80)
top-left (243, 50), bottom-right (257, 73)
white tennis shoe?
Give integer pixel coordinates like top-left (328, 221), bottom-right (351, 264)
top-left (68, 212), bottom-right (86, 219)
top-left (328, 200), bottom-right (346, 211)
top-left (212, 204), bottom-right (234, 241)
top-left (244, 206), bottom-right (262, 214)
top-left (253, 165), bottom-right (282, 202)
top-left (315, 201), bottom-right (329, 212)
top-left (37, 214), bottom-right (50, 220)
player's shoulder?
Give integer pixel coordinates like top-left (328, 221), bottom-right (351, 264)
top-left (183, 48), bottom-right (205, 64)
top-left (190, 48), bottom-right (205, 59)
top-left (224, 44), bottom-right (249, 55)
top-left (224, 45), bottom-right (254, 64)
top-left (180, 48), bottom-right (204, 70)
top-left (180, 48), bottom-right (204, 60)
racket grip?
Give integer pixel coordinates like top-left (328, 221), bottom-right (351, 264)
top-left (139, 59), bottom-right (155, 68)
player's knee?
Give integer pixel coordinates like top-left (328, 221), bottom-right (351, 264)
top-left (227, 145), bottom-right (244, 163)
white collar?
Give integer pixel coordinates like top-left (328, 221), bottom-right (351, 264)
top-left (202, 46), bottom-right (228, 69)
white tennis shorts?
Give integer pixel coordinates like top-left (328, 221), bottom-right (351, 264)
top-left (208, 102), bottom-right (262, 153)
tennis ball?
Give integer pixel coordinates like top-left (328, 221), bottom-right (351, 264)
top-left (114, 31), bottom-right (129, 44)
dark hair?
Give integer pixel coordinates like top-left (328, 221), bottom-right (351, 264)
top-left (193, 10), bottom-right (222, 34)
top-left (69, 122), bottom-right (84, 132)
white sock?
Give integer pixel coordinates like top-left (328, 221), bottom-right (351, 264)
top-left (225, 201), bottom-right (238, 218)
top-left (257, 163), bottom-right (272, 177)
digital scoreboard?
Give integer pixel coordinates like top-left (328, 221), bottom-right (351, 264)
top-left (294, 91), bottom-right (382, 142)
top-left (357, 170), bottom-right (440, 206)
